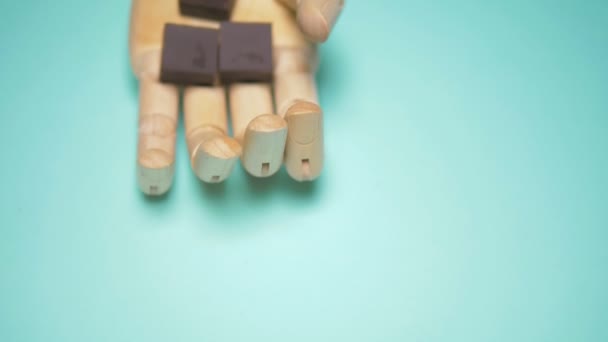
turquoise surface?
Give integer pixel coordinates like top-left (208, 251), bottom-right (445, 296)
top-left (1, 1), bottom-right (607, 341)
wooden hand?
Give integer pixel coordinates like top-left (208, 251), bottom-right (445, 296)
top-left (129, 0), bottom-right (344, 195)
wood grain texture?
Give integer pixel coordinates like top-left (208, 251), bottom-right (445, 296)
top-left (273, 46), bottom-right (323, 181)
top-left (184, 86), bottom-right (229, 144)
top-left (283, 100), bottom-right (323, 181)
top-left (184, 86), bottom-right (242, 183)
top-left (228, 83), bottom-right (288, 178)
top-left (228, 83), bottom-right (274, 142)
top-left (242, 114), bottom-right (288, 177)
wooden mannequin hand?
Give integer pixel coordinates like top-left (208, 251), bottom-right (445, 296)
top-left (130, 0), bottom-right (344, 195)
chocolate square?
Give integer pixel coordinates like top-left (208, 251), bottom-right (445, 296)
top-left (219, 22), bottom-right (273, 83)
top-left (179, 0), bottom-right (236, 21)
top-left (160, 24), bottom-right (219, 86)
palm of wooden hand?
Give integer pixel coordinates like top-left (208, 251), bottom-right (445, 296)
top-left (130, 0), bottom-right (343, 195)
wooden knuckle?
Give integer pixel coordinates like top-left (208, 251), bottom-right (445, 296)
top-left (274, 46), bottom-right (319, 74)
top-left (139, 114), bottom-right (177, 137)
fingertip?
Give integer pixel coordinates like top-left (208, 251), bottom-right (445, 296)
top-left (297, 0), bottom-right (344, 43)
top-left (191, 136), bottom-right (241, 183)
top-left (242, 114), bottom-right (288, 178)
top-left (284, 101), bottom-right (324, 182)
top-left (297, 4), bottom-right (330, 43)
top-left (137, 152), bottom-right (175, 196)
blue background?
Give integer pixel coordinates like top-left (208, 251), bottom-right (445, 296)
top-left (1, 0), bottom-right (607, 341)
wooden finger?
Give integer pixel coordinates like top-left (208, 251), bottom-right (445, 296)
top-left (184, 86), bottom-right (241, 183)
top-left (275, 71), bottom-right (319, 116)
top-left (229, 83), bottom-right (287, 178)
top-left (274, 47), bottom-right (324, 181)
top-left (136, 51), bottom-right (178, 195)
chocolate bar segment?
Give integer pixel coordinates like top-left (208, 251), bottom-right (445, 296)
top-left (160, 23), bottom-right (219, 86)
top-left (179, 0), bottom-right (236, 21)
top-left (219, 22), bottom-right (273, 83)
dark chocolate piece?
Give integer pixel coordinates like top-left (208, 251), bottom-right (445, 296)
top-left (179, 0), bottom-right (236, 21)
top-left (160, 24), bottom-right (219, 86)
top-left (219, 22), bottom-right (273, 83)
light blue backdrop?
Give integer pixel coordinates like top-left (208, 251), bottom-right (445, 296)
top-left (1, 1), bottom-right (607, 341)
